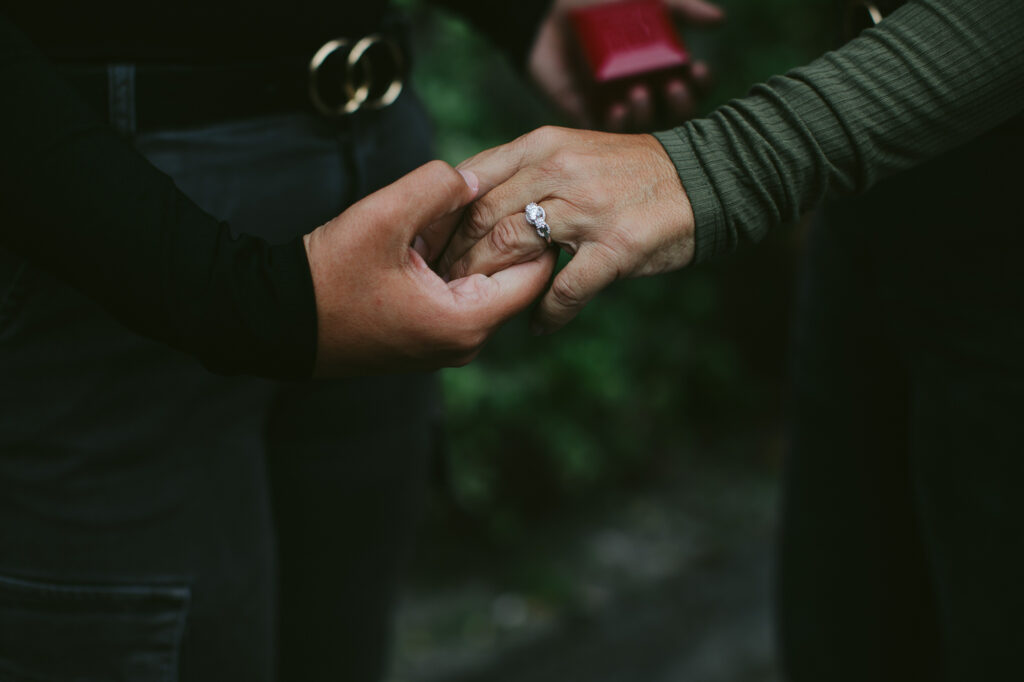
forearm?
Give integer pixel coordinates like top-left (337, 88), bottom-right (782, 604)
top-left (0, 13), bottom-right (316, 378)
top-left (654, 0), bottom-right (1024, 262)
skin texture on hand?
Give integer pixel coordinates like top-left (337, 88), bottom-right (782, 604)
top-left (438, 126), bottom-right (695, 334)
top-left (303, 160), bottom-right (557, 377)
top-left (529, 0), bottom-right (723, 131)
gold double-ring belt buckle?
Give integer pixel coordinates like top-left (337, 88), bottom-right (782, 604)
top-left (349, 34), bottom-right (406, 110)
top-left (308, 34), bottom-right (406, 117)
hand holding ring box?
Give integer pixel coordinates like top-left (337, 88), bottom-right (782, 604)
top-left (569, 0), bottom-right (691, 123)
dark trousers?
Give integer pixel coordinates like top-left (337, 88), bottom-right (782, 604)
top-left (0, 93), bottom-right (437, 681)
top-left (780, 120), bottom-right (1024, 680)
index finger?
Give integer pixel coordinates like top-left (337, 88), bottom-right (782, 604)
top-left (450, 248), bottom-right (558, 330)
top-left (414, 169), bottom-right (480, 264)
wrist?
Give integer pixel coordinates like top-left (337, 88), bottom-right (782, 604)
top-left (638, 133), bottom-right (696, 269)
top-left (302, 228), bottom-right (334, 378)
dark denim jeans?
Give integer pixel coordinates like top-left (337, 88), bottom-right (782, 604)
top-left (0, 85), bottom-right (438, 681)
top-left (780, 120), bottom-right (1024, 681)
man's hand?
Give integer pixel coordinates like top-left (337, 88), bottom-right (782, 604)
top-left (438, 126), bottom-right (695, 334)
top-left (529, 0), bottom-right (723, 131)
top-left (304, 160), bottom-right (557, 376)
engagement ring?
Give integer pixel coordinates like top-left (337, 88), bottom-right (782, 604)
top-left (524, 202), bottom-right (552, 243)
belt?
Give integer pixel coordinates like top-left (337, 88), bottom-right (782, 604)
top-left (58, 31), bottom-right (410, 133)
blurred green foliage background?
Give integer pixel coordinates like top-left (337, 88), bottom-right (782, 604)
top-left (399, 0), bottom-right (837, 540)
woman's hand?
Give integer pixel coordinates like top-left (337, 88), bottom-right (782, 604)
top-left (304, 160), bottom-right (557, 376)
top-left (437, 126), bottom-right (694, 334)
top-left (529, 0), bottom-right (723, 130)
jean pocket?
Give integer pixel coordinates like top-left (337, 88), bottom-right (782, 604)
top-left (0, 573), bottom-right (190, 682)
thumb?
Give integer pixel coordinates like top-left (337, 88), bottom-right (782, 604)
top-left (366, 160), bottom-right (480, 245)
top-left (416, 168), bottom-right (482, 263)
top-left (449, 249), bottom-right (558, 329)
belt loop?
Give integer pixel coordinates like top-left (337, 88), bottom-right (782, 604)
top-left (106, 63), bottom-right (137, 136)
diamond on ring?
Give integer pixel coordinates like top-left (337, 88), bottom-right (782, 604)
top-left (524, 202), bottom-right (551, 243)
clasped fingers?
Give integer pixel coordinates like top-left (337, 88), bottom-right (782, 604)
top-left (433, 127), bottom-right (696, 334)
top-left (444, 198), bottom-right (587, 281)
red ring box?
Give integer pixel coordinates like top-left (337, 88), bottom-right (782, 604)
top-left (569, 0), bottom-right (690, 114)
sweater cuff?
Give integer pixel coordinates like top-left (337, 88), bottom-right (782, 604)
top-left (195, 231), bottom-right (318, 381)
top-left (263, 236), bottom-right (318, 380)
top-left (653, 127), bottom-right (728, 264)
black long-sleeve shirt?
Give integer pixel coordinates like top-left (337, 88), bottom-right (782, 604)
top-left (0, 2), bottom-right (550, 379)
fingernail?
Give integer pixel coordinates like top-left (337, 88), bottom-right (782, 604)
top-left (458, 169), bottom-right (479, 193)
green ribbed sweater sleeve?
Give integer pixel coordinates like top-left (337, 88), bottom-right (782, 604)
top-left (653, 0), bottom-right (1024, 263)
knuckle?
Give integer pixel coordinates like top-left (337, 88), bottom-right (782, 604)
top-left (603, 227), bottom-right (641, 262)
top-left (489, 216), bottom-right (526, 254)
top-left (587, 186), bottom-right (614, 214)
top-left (531, 125), bottom-right (565, 148)
top-left (422, 159), bottom-right (455, 186)
top-left (465, 201), bottom-right (496, 239)
top-left (422, 159), bottom-right (465, 197)
top-left (545, 149), bottom-right (578, 178)
top-left (601, 225), bottom-right (633, 252)
top-left (583, 241), bottom-right (628, 283)
top-left (551, 274), bottom-right (584, 309)
top-left (531, 125), bottom-right (555, 144)
top-left (423, 158), bottom-right (454, 178)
